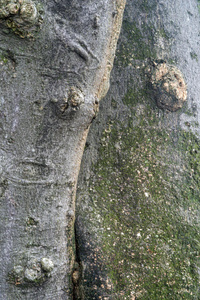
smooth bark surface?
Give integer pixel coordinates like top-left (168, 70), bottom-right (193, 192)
top-left (0, 1), bottom-right (125, 299)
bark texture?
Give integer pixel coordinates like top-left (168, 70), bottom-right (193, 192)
top-left (76, 0), bottom-right (200, 299)
top-left (0, 1), bottom-right (126, 299)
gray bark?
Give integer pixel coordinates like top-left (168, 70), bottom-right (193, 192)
top-left (0, 1), bottom-right (125, 299)
top-left (76, 0), bottom-right (200, 299)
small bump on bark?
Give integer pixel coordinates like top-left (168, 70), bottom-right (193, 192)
top-left (41, 258), bottom-right (54, 272)
top-left (149, 61), bottom-right (187, 112)
top-left (0, 0), bottom-right (44, 38)
top-left (68, 87), bottom-right (84, 109)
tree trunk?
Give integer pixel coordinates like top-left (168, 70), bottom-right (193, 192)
top-left (76, 0), bottom-right (200, 299)
top-left (0, 1), bottom-right (125, 299)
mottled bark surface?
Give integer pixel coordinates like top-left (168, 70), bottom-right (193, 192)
top-left (76, 0), bottom-right (200, 299)
top-left (0, 1), bottom-right (126, 299)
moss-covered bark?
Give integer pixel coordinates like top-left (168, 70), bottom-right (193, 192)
top-left (76, 0), bottom-right (200, 298)
top-left (82, 107), bottom-right (200, 299)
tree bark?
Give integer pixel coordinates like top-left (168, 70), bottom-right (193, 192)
top-left (0, 1), bottom-right (126, 299)
top-left (76, 0), bottom-right (200, 299)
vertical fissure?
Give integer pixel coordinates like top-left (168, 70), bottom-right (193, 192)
top-left (72, 223), bottom-right (83, 300)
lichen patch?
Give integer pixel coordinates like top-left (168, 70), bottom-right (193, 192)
top-left (0, 0), bottom-right (43, 38)
top-left (8, 257), bottom-right (54, 286)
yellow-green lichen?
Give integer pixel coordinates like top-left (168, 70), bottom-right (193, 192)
top-left (0, 0), bottom-right (43, 38)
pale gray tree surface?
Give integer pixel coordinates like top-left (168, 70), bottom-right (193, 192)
top-left (0, 0), bottom-right (125, 299)
top-left (1, 0), bottom-right (200, 299)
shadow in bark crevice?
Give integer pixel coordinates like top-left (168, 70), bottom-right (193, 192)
top-left (72, 224), bottom-right (84, 300)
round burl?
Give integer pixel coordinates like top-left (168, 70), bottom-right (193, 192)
top-left (150, 62), bottom-right (187, 112)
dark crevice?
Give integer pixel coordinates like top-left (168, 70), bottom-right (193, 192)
top-left (5, 49), bottom-right (17, 68)
top-left (72, 222), bottom-right (83, 300)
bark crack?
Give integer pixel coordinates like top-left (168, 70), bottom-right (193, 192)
top-left (72, 224), bottom-right (83, 300)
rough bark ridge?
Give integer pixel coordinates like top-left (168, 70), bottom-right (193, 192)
top-left (0, 1), bottom-right (126, 299)
top-left (76, 0), bottom-right (200, 299)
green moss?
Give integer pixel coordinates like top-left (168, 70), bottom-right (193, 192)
top-left (78, 3), bottom-right (198, 297)
top-left (0, 54), bottom-right (8, 64)
top-left (197, 0), bottom-right (200, 14)
top-left (158, 28), bottom-right (170, 40)
top-left (116, 20), bottom-right (156, 66)
top-left (86, 91), bottom-right (200, 298)
top-left (190, 52), bottom-right (198, 62)
top-left (111, 98), bottom-right (118, 108)
top-left (138, 0), bottom-right (157, 13)
top-left (26, 217), bottom-right (38, 226)
top-left (115, 1), bottom-right (172, 68)
top-left (122, 86), bottom-right (151, 107)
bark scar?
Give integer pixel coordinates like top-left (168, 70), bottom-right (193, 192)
top-left (54, 20), bottom-right (99, 65)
